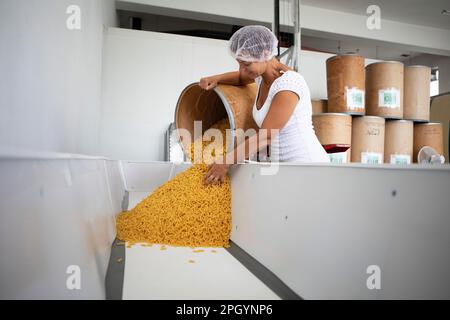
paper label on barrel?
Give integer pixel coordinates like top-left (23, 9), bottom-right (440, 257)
top-left (390, 154), bottom-right (411, 165)
top-left (346, 88), bottom-right (364, 110)
top-left (378, 88), bottom-right (400, 108)
top-left (329, 152), bottom-right (348, 164)
top-left (361, 152), bottom-right (383, 164)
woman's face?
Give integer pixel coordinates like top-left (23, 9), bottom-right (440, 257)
top-left (237, 59), bottom-right (266, 79)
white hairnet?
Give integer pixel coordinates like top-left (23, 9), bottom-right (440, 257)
top-left (229, 25), bottom-right (279, 62)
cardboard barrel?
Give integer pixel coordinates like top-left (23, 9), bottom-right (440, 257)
top-left (366, 61), bottom-right (404, 119)
top-left (404, 65), bottom-right (431, 122)
top-left (326, 54), bottom-right (365, 115)
top-left (311, 99), bottom-right (328, 115)
top-left (413, 123), bottom-right (444, 163)
top-left (384, 120), bottom-right (413, 164)
top-left (312, 113), bottom-right (352, 163)
top-left (430, 94), bottom-right (450, 162)
top-left (175, 83), bottom-right (258, 158)
top-left (351, 116), bottom-right (385, 164)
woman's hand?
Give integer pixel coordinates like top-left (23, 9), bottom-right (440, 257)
top-left (203, 161), bottom-right (231, 186)
top-left (199, 76), bottom-right (219, 90)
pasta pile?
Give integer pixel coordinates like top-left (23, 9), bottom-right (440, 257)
top-left (116, 118), bottom-right (232, 248)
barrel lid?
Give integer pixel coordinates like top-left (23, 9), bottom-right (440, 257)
top-left (326, 53), bottom-right (363, 63)
top-left (406, 65), bottom-right (431, 69)
top-left (386, 119), bottom-right (413, 124)
top-left (415, 122), bottom-right (442, 126)
top-left (358, 115), bottom-right (386, 121)
top-left (366, 61), bottom-right (404, 68)
top-left (313, 112), bottom-right (352, 117)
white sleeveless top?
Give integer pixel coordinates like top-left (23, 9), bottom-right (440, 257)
top-left (252, 71), bottom-right (330, 163)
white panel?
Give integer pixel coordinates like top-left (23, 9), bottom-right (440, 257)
top-left (230, 163), bottom-right (450, 299)
top-left (122, 244), bottom-right (280, 300)
top-left (122, 161), bottom-right (192, 210)
top-left (0, 153), bottom-right (125, 299)
top-left (124, 159), bottom-right (191, 208)
top-left (169, 162), bottom-right (193, 179)
top-left (121, 161), bottom-right (191, 191)
top-left (105, 160), bottom-right (127, 213)
top-left (127, 191), bottom-right (151, 210)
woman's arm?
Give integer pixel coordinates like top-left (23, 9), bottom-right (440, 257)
top-left (199, 71), bottom-right (254, 90)
top-left (219, 71), bottom-right (255, 86)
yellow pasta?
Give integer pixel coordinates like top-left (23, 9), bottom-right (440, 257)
top-left (116, 118), bottom-right (232, 248)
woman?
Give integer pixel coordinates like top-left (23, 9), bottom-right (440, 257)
top-left (200, 25), bottom-right (329, 186)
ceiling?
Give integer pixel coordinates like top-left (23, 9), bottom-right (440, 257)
top-left (300, 0), bottom-right (450, 30)
top-left (117, 0), bottom-right (450, 60)
top-left (294, 0), bottom-right (450, 60)
top-left (301, 33), bottom-right (422, 61)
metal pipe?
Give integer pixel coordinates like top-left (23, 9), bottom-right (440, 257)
top-left (292, 0), bottom-right (301, 71)
top-left (273, 0), bottom-right (280, 58)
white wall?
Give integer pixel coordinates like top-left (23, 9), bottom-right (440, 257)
top-left (0, 0), bottom-right (117, 155)
top-left (0, 152), bottom-right (125, 299)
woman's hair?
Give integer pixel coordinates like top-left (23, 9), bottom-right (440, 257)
top-left (229, 25), bottom-right (279, 62)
